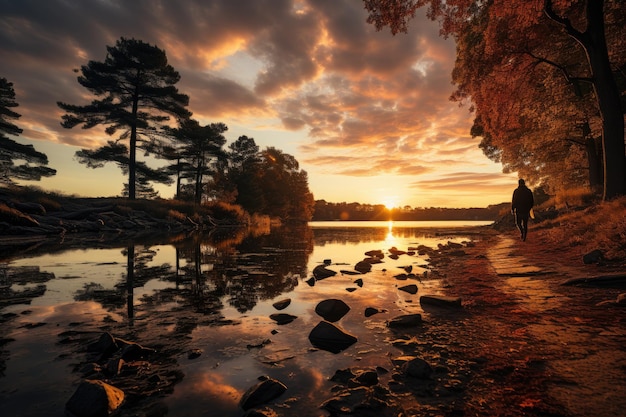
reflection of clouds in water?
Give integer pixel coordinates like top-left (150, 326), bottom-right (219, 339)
top-left (16, 301), bottom-right (116, 323)
top-left (191, 374), bottom-right (241, 409)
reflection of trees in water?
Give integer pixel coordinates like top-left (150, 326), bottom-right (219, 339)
top-left (0, 265), bottom-right (54, 309)
top-left (0, 265), bottom-right (55, 377)
top-left (174, 224), bottom-right (314, 313)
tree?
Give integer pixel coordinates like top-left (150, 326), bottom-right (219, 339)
top-left (168, 119), bottom-right (227, 204)
top-left (0, 77), bottom-right (56, 184)
top-left (363, 0), bottom-right (626, 200)
top-left (58, 37), bottom-right (191, 199)
top-left (216, 137), bottom-right (314, 220)
top-left (225, 135), bottom-right (265, 212)
top-left (258, 147), bottom-right (315, 220)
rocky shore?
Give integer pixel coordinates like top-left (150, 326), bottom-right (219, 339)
top-left (44, 225), bottom-right (623, 417)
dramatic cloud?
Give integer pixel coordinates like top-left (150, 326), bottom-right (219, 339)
top-left (0, 0), bottom-right (516, 207)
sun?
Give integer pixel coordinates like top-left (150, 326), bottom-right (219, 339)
top-left (382, 197), bottom-right (399, 210)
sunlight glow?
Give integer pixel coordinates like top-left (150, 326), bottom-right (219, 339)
top-left (382, 197), bottom-right (399, 210)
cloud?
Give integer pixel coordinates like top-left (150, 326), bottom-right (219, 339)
top-left (0, 0), bottom-right (510, 206)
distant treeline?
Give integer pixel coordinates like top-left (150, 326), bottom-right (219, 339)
top-left (312, 200), bottom-right (509, 221)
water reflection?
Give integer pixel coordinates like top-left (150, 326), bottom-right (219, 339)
top-left (0, 221), bottom-right (481, 417)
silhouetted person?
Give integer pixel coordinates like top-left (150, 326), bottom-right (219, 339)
top-left (511, 179), bottom-right (534, 241)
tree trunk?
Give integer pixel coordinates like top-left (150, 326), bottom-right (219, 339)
top-left (581, 1), bottom-right (625, 199)
top-left (129, 91), bottom-right (139, 200)
top-left (585, 136), bottom-right (603, 194)
top-left (546, 0), bottom-right (625, 200)
top-left (126, 244), bottom-right (135, 320)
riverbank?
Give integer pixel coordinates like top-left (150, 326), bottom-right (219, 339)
top-left (424, 221), bottom-right (626, 416)
top-left (1, 191), bottom-right (625, 416)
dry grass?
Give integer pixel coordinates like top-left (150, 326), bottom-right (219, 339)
top-left (539, 197), bottom-right (626, 261)
top-left (541, 186), bottom-right (598, 210)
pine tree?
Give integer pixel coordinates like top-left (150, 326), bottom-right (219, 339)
top-left (58, 37), bottom-right (190, 199)
top-left (0, 77), bottom-right (56, 184)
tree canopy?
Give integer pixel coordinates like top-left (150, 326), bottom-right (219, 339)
top-left (363, 0), bottom-right (626, 200)
top-left (0, 77), bottom-right (56, 184)
top-left (166, 119), bottom-right (228, 204)
top-left (58, 37), bottom-right (191, 199)
top-left (216, 136), bottom-right (315, 221)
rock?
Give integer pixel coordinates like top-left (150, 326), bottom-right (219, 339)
top-left (387, 314), bottom-right (422, 328)
top-left (398, 284), bottom-right (418, 294)
top-left (272, 298), bottom-right (291, 310)
top-left (87, 333), bottom-right (118, 358)
top-left (306, 277), bottom-right (316, 286)
top-left (354, 261), bottom-right (372, 274)
top-left (188, 349), bottom-right (203, 359)
top-left (313, 264), bottom-right (337, 280)
top-left (400, 357), bottom-right (433, 379)
top-left (354, 278), bottom-right (363, 287)
top-left (583, 249), bottom-right (604, 264)
top-left (420, 295), bottom-right (462, 309)
top-left (105, 358), bottom-right (125, 376)
top-left (315, 299), bottom-right (351, 322)
top-left (364, 307), bottom-right (381, 317)
top-left (239, 377), bottom-right (287, 410)
top-left (65, 379), bottom-right (125, 417)
top-left (341, 270), bottom-right (362, 275)
top-left (354, 369), bottom-right (379, 386)
top-left (269, 313), bottom-right (297, 325)
top-left (14, 202), bottom-right (46, 215)
top-left (364, 249), bottom-right (384, 258)
top-left (389, 247), bottom-right (406, 256)
top-left (119, 340), bottom-right (156, 360)
top-left (308, 321), bottom-right (357, 353)
top-left (617, 293), bottom-right (626, 305)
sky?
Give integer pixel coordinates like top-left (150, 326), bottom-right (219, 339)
top-left (0, 0), bottom-right (519, 208)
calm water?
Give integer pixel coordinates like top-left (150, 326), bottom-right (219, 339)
top-left (0, 220), bottom-right (491, 416)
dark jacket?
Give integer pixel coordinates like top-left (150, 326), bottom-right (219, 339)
top-left (512, 185), bottom-right (534, 214)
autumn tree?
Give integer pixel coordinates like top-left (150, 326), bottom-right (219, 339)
top-left (167, 119), bottom-right (227, 204)
top-left (58, 37), bottom-right (191, 199)
top-left (0, 77), bottom-right (56, 184)
top-left (363, 0), bottom-right (625, 200)
top-left (217, 136), bottom-right (314, 220)
top-left (452, 3), bottom-right (606, 195)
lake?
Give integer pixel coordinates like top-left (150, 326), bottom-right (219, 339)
top-left (0, 220), bottom-right (491, 416)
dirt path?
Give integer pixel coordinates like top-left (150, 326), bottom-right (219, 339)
top-left (436, 230), bottom-right (626, 417)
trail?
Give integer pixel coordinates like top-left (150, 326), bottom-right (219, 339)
top-left (480, 234), bottom-right (626, 417)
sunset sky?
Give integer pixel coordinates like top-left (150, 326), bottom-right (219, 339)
top-left (1, 0), bottom-right (519, 208)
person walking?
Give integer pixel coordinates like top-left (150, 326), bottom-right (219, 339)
top-left (511, 178), bottom-right (534, 241)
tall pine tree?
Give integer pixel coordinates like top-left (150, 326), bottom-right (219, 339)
top-left (0, 77), bottom-right (56, 184)
top-left (58, 37), bottom-right (190, 199)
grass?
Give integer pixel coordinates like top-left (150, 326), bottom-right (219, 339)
top-left (537, 196), bottom-right (626, 261)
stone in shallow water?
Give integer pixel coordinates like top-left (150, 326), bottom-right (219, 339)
top-left (269, 313), bottom-right (297, 325)
top-left (419, 295), bottom-right (462, 309)
top-left (308, 321), bottom-right (357, 353)
top-left (387, 314), bottom-right (422, 328)
top-left (65, 379), bottom-right (124, 417)
top-left (239, 377), bottom-right (287, 410)
top-left (272, 298), bottom-right (291, 310)
top-left (315, 299), bottom-right (350, 322)
top-left (398, 284), bottom-right (418, 294)
top-left (313, 265), bottom-right (336, 279)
